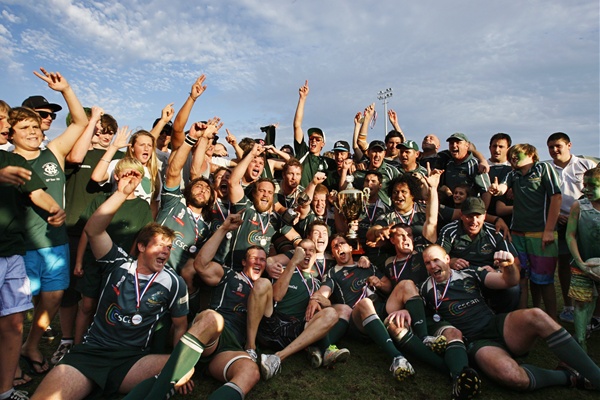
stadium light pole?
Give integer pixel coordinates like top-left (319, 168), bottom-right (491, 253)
top-left (377, 88), bottom-right (393, 135)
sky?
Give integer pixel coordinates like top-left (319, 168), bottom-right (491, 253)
top-left (1, 0), bottom-right (598, 158)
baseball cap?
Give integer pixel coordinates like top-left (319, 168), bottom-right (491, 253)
top-left (332, 140), bottom-right (350, 152)
top-left (461, 197), bottom-right (486, 215)
top-left (308, 127), bottom-right (326, 142)
top-left (446, 132), bottom-right (469, 142)
top-left (22, 95), bottom-right (62, 112)
top-left (397, 140), bottom-right (419, 151)
top-left (368, 140), bottom-right (386, 151)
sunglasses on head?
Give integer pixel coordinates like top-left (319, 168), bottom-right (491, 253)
top-left (37, 111), bottom-right (57, 120)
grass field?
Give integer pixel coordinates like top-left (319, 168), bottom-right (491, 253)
top-left (21, 295), bottom-right (599, 399)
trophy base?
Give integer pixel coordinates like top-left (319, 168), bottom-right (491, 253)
top-left (346, 235), bottom-right (365, 255)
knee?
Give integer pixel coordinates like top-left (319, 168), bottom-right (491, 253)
top-left (441, 327), bottom-right (462, 341)
top-left (192, 309), bottom-right (224, 335)
top-left (0, 313), bottom-right (24, 335)
top-left (397, 279), bottom-right (418, 296)
top-left (333, 304), bottom-right (352, 320)
top-left (320, 307), bottom-right (338, 325)
top-left (521, 308), bottom-right (559, 330)
top-left (251, 278), bottom-right (272, 295)
top-left (356, 298), bottom-right (374, 316)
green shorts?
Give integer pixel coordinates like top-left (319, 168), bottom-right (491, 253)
top-left (466, 314), bottom-right (522, 359)
top-left (196, 325), bottom-right (245, 367)
top-left (512, 231), bottom-right (558, 285)
top-left (59, 344), bottom-right (147, 397)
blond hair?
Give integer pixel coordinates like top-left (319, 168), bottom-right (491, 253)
top-left (126, 130), bottom-right (159, 197)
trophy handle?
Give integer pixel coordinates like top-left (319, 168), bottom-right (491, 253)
top-left (362, 187), bottom-right (371, 205)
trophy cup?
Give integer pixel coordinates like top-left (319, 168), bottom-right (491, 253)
top-left (334, 175), bottom-right (370, 253)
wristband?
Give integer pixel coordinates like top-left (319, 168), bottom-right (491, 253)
top-left (184, 134), bottom-right (198, 146)
top-left (100, 159), bottom-right (110, 163)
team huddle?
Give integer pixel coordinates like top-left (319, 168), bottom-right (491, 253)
top-left (0, 71), bottom-right (599, 400)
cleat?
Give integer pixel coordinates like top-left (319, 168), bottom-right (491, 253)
top-left (557, 363), bottom-right (595, 390)
top-left (452, 367), bottom-right (481, 400)
top-left (307, 346), bottom-right (323, 368)
top-left (51, 342), bottom-right (73, 365)
top-left (390, 355), bottom-right (415, 381)
top-left (245, 349), bottom-right (257, 363)
top-left (322, 344), bottom-right (350, 367)
top-left (423, 334), bottom-right (447, 355)
top-left (8, 390), bottom-right (30, 400)
top-left (260, 354), bottom-right (281, 381)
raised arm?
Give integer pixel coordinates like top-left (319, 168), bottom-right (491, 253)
top-left (483, 251), bottom-right (520, 289)
top-left (293, 80), bottom-right (309, 145)
top-left (422, 164), bottom-right (442, 243)
top-left (67, 106), bottom-right (103, 164)
top-left (90, 126), bottom-right (131, 183)
top-left (35, 68), bottom-right (88, 167)
top-left (189, 119), bottom-right (223, 180)
top-left (149, 103), bottom-right (174, 140)
top-left (84, 169), bottom-right (142, 260)
top-left (194, 212), bottom-right (242, 286)
top-left (387, 109), bottom-right (406, 142)
top-left (225, 129), bottom-right (244, 160)
top-left (229, 143), bottom-right (264, 204)
top-left (352, 112), bottom-right (366, 159)
top-left (172, 75), bottom-right (207, 150)
top-left (358, 103), bottom-right (375, 147)
top-left (272, 247), bottom-right (306, 302)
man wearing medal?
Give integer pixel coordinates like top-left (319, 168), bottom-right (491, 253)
top-left (420, 244), bottom-right (600, 392)
top-left (244, 240), bottom-right (350, 380)
top-left (307, 235), bottom-right (448, 382)
top-left (32, 169), bottom-right (190, 400)
top-left (437, 197), bottom-right (521, 313)
top-left (225, 143), bottom-right (301, 271)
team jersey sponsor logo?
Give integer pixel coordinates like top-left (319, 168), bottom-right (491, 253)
top-left (448, 298), bottom-right (481, 316)
top-left (248, 230), bottom-right (268, 245)
top-left (105, 303), bottom-right (136, 326)
top-left (350, 277), bottom-right (367, 293)
top-left (173, 237), bottom-right (190, 251)
top-left (42, 162), bottom-right (59, 177)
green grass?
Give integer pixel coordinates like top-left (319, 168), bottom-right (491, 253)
top-left (24, 300), bottom-right (599, 399)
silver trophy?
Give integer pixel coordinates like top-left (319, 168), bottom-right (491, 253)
top-left (334, 175), bottom-right (370, 240)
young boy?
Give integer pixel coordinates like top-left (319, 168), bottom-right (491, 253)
top-left (565, 167), bottom-right (600, 351)
top-left (489, 144), bottom-right (561, 318)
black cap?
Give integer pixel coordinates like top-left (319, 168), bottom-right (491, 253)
top-left (332, 140), bottom-right (350, 152)
top-left (22, 95), bottom-right (62, 112)
top-left (368, 140), bottom-right (386, 151)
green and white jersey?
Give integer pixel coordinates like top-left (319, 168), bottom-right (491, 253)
top-left (438, 221), bottom-right (517, 268)
top-left (209, 198), bottom-right (232, 265)
top-left (442, 153), bottom-right (490, 194)
top-left (275, 268), bottom-right (320, 320)
top-left (0, 151), bottom-right (46, 257)
top-left (23, 148), bottom-right (68, 249)
top-left (296, 209), bottom-right (336, 238)
top-left (276, 185), bottom-right (306, 209)
top-left (323, 263), bottom-right (383, 307)
top-left (294, 138), bottom-right (335, 188)
top-left (502, 161), bottom-right (561, 232)
top-left (156, 185), bottom-right (210, 272)
top-left (224, 195), bottom-right (290, 270)
top-left (65, 148), bottom-right (123, 235)
top-left (209, 268), bottom-right (253, 345)
top-left (374, 201), bottom-right (454, 240)
top-left (575, 199), bottom-right (600, 261)
top-left (85, 244), bottom-right (188, 350)
top-left (383, 236), bottom-right (431, 287)
top-left (420, 268), bottom-right (493, 341)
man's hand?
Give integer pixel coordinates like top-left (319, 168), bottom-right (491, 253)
top-left (73, 261), bottom-right (84, 277)
top-left (384, 310), bottom-right (412, 331)
top-left (160, 103), bottom-right (175, 123)
top-left (222, 211), bottom-right (243, 231)
top-left (312, 171), bottom-right (327, 185)
top-left (33, 67), bottom-right (70, 92)
top-left (305, 299), bottom-right (321, 321)
top-left (357, 256), bottom-right (371, 269)
top-left (541, 230), bottom-right (555, 250)
top-left (225, 129), bottom-right (237, 147)
top-left (266, 261), bottom-right (284, 280)
top-left (354, 112), bottom-right (364, 127)
top-left (47, 207), bottom-right (66, 227)
top-left (450, 258), bottom-right (470, 270)
top-left (477, 159), bottom-right (490, 174)
top-left (364, 103), bottom-right (375, 120)
top-left (299, 80), bottom-right (309, 99)
top-left (90, 106), bottom-right (104, 121)
top-left (488, 177), bottom-right (503, 196)
top-left (494, 217), bottom-right (511, 241)
top-left (388, 109), bottom-right (398, 125)
top-left (367, 276), bottom-right (382, 290)
top-left (493, 250), bottom-right (514, 269)
top-left (190, 75), bottom-right (207, 101)
top-left (0, 165), bottom-right (32, 185)
top-left (290, 246), bottom-right (306, 267)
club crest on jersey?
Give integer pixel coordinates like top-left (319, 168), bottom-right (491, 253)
top-left (42, 162), bottom-right (59, 177)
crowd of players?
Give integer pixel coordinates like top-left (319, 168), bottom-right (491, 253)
top-left (0, 70), bottom-right (599, 400)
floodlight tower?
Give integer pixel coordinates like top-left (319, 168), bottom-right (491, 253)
top-left (377, 88), bottom-right (393, 135)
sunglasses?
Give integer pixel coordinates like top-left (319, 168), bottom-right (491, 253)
top-left (37, 111), bottom-right (57, 120)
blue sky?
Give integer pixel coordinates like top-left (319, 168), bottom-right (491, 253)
top-left (1, 0), bottom-right (598, 158)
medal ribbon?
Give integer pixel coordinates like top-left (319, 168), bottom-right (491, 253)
top-left (215, 199), bottom-right (230, 221)
top-left (314, 258), bottom-right (325, 280)
top-left (365, 199), bottom-right (379, 224)
top-left (134, 271), bottom-right (159, 311)
top-left (392, 255), bottom-right (410, 282)
top-left (296, 267), bottom-right (316, 296)
top-left (394, 204), bottom-right (415, 225)
top-left (258, 212), bottom-right (270, 236)
top-left (186, 206), bottom-right (201, 244)
top-left (431, 272), bottom-right (452, 316)
top-left (240, 271), bottom-right (254, 289)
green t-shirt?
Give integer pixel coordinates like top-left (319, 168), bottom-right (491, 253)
top-left (383, 236), bottom-right (431, 287)
top-left (0, 151), bottom-right (46, 256)
top-left (575, 198), bottom-right (600, 262)
top-left (23, 148), bottom-right (68, 249)
top-left (65, 148), bottom-right (122, 235)
top-left (323, 263), bottom-right (383, 307)
top-left (294, 138), bottom-right (335, 188)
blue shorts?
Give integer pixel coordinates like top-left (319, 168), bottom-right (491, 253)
top-left (24, 244), bottom-right (70, 294)
top-left (0, 255), bottom-right (33, 317)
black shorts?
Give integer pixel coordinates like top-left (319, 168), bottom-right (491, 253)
top-left (257, 309), bottom-right (305, 351)
top-left (59, 344), bottom-right (147, 397)
top-left (466, 313), bottom-right (521, 359)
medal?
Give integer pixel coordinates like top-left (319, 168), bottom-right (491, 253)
top-left (189, 245), bottom-right (197, 253)
top-left (226, 232), bottom-right (232, 239)
top-left (431, 271), bottom-right (452, 323)
top-left (132, 314), bottom-right (143, 325)
top-left (260, 238), bottom-right (267, 246)
top-left (257, 212), bottom-right (270, 247)
top-left (433, 314), bottom-right (441, 323)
